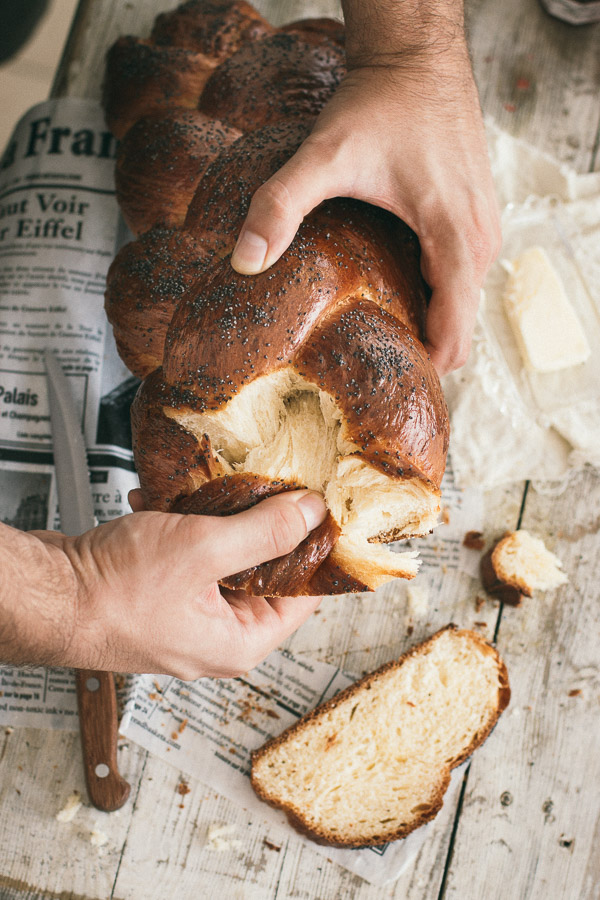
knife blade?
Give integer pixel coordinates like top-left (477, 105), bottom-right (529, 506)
top-left (44, 349), bottom-right (130, 812)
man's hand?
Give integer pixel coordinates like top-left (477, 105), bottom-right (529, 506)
top-left (231, 2), bottom-right (501, 375)
top-left (0, 490), bottom-right (326, 678)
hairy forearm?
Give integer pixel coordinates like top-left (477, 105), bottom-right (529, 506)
top-left (342, 0), bottom-right (466, 68)
top-left (0, 522), bottom-right (78, 666)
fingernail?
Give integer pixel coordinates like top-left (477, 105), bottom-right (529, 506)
top-left (231, 229), bottom-right (268, 274)
top-left (296, 491), bottom-right (327, 532)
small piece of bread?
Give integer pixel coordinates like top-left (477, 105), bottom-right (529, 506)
top-left (251, 626), bottom-right (510, 847)
top-left (481, 529), bottom-right (568, 606)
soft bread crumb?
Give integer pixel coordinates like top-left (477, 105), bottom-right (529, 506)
top-left (90, 828), bottom-right (109, 848)
top-left (56, 791), bottom-right (82, 823)
top-left (205, 823), bottom-right (243, 852)
top-left (169, 368), bottom-right (441, 589)
top-left (251, 627), bottom-right (509, 847)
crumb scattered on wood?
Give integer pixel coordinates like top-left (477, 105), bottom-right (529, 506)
top-left (263, 838), bottom-right (281, 852)
top-left (568, 689), bottom-right (582, 697)
top-left (56, 791), bottom-right (82, 823)
top-left (205, 823), bottom-right (243, 852)
top-left (90, 828), bottom-right (108, 848)
top-left (463, 531), bottom-right (485, 550)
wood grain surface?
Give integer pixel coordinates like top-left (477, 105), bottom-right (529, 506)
top-left (1, 0), bottom-right (599, 897)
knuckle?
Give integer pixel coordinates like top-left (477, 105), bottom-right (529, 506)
top-left (452, 344), bottom-right (471, 370)
top-left (446, 338), bottom-right (472, 372)
top-left (470, 201), bottom-right (502, 270)
top-left (432, 339), bottom-right (472, 376)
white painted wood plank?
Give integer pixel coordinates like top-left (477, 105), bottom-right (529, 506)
top-left (468, 0), bottom-right (600, 171)
top-left (0, 727), bottom-right (147, 899)
top-left (442, 470), bottom-right (600, 900)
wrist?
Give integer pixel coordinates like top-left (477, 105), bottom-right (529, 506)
top-left (0, 523), bottom-right (79, 667)
top-left (342, 0), bottom-right (467, 71)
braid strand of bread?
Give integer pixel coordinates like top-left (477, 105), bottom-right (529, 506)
top-left (103, 0), bottom-right (450, 596)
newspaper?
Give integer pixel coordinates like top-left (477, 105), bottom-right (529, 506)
top-left (120, 647), bottom-right (465, 887)
top-left (0, 99), bottom-right (139, 726)
top-left (0, 98), bottom-right (478, 885)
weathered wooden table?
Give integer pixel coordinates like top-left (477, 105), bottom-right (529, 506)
top-left (1, 1), bottom-right (599, 897)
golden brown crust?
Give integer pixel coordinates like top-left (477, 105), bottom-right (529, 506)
top-left (105, 228), bottom-right (209, 378)
top-left (104, 2), bottom-right (273, 140)
top-left (104, 1), bottom-right (451, 597)
top-left (172, 473), bottom-right (342, 595)
top-left (150, 0), bottom-right (272, 59)
top-left (480, 534), bottom-right (530, 606)
top-left (294, 296), bottom-right (448, 485)
top-left (183, 120), bottom-right (312, 254)
top-left (198, 32), bottom-right (345, 131)
top-left (103, 37), bottom-right (218, 139)
top-left (312, 200), bottom-right (428, 338)
top-left (131, 370), bottom-right (223, 510)
top-left (250, 626), bottom-right (511, 847)
top-left (115, 110), bottom-right (242, 235)
top-left (273, 773), bottom-right (452, 848)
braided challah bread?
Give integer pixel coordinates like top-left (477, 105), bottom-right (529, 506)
top-left (103, 0), bottom-right (450, 597)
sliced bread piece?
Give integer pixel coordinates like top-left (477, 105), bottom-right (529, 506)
top-left (481, 529), bottom-right (568, 606)
top-left (251, 626), bottom-right (510, 847)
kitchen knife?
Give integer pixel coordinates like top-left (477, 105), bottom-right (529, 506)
top-left (44, 349), bottom-right (131, 812)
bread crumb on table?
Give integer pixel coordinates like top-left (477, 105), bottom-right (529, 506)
top-left (90, 828), bottom-right (109, 848)
top-left (463, 530), bottom-right (485, 550)
top-left (205, 823), bottom-right (243, 852)
top-left (56, 791), bottom-right (82, 823)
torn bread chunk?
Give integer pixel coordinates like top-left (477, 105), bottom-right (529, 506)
top-left (167, 369), bottom-right (441, 590)
top-left (251, 626), bottom-right (510, 847)
top-left (502, 245), bottom-right (590, 373)
top-left (481, 529), bottom-right (568, 606)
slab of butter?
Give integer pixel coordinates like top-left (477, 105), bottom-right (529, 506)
top-left (502, 245), bottom-right (590, 372)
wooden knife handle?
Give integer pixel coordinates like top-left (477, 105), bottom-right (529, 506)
top-left (75, 669), bottom-right (131, 812)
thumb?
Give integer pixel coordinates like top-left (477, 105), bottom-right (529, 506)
top-left (194, 490), bottom-right (328, 584)
top-left (230, 139), bottom-right (347, 275)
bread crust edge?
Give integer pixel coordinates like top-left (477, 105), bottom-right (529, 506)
top-left (250, 624), bottom-right (510, 848)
